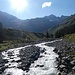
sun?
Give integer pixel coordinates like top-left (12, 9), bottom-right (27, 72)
top-left (10, 0), bottom-right (28, 12)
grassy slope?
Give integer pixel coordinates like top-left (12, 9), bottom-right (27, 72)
top-left (48, 14), bottom-right (75, 35)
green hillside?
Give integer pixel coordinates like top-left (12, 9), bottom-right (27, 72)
top-left (47, 14), bottom-right (75, 38)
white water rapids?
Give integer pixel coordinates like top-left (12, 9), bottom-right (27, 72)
top-left (1, 40), bottom-right (62, 75)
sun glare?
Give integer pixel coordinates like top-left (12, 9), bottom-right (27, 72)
top-left (11, 0), bottom-right (28, 12)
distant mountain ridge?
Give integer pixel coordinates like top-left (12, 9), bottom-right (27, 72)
top-left (44, 14), bottom-right (68, 22)
top-left (0, 11), bottom-right (68, 32)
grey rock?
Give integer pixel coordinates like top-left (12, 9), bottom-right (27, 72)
top-left (70, 60), bottom-right (75, 65)
top-left (72, 66), bottom-right (75, 70)
top-left (61, 71), bottom-right (67, 75)
top-left (60, 65), bottom-right (66, 68)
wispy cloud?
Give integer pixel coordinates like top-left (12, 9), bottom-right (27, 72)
top-left (42, 2), bottom-right (52, 8)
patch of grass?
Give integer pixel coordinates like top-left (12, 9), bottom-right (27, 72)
top-left (0, 40), bottom-right (25, 51)
top-left (64, 33), bottom-right (75, 42)
top-left (68, 51), bottom-right (75, 55)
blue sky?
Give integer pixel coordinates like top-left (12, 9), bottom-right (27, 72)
top-left (0, 0), bottom-right (75, 19)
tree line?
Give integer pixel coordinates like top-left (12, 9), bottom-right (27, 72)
top-left (55, 24), bottom-right (75, 38)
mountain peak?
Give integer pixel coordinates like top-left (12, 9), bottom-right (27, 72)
top-left (49, 14), bottom-right (56, 17)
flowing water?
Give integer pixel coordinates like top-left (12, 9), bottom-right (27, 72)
top-left (0, 40), bottom-right (61, 75)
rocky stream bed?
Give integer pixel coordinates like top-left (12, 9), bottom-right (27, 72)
top-left (0, 39), bottom-right (75, 75)
top-left (46, 39), bottom-right (75, 75)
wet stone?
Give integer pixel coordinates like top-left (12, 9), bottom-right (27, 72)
top-left (40, 48), bottom-right (46, 53)
top-left (35, 64), bottom-right (44, 68)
